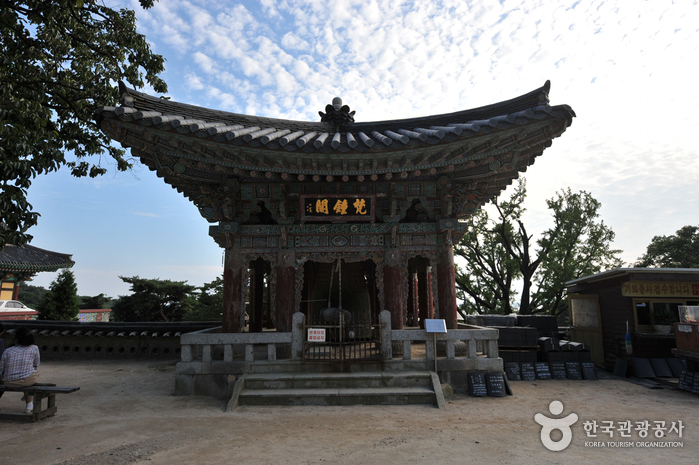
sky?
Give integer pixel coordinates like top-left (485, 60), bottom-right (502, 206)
top-left (23, 0), bottom-right (699, 298)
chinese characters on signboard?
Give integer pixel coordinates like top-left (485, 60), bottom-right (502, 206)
top-left (301, 195), bottom-right (375, 221)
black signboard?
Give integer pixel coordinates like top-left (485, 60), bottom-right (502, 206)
top-left (520, 362), bottom-right (536, 381)
top-left (468, 372), bottom-right (488, 397)
top-left (301, 194), bottom-right (375, 221)
top-left (692, 372), bottom-right (699, 395)
top-left (486, 371), bottom-right (507, 397)
top-left (581, 362), bottom-right (598, 380)
top-left (551, 362), bottom-right (567, 380)
top-left (535, 362), bottom-right (552, 380)
top-left (565, 362), bottom-right (582, 380)
top-left (679, 371), bottom-right (694, 391)
top-left (505, 362), bottom-right (521, 381)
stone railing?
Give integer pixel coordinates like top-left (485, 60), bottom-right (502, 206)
top-left (176, 310), bottom-right (502, 396)
top-left (180, 326), bottom-right (294, 363)
top-left (378, 310), bottom-right (499, 361)
top-left (389, 328), bottom-right (499, 360)
top-left (180, 311), bottom-right (499, 363)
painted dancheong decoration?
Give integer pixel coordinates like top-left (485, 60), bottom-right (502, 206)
top-left (96, 81), bottom-right (575, 343)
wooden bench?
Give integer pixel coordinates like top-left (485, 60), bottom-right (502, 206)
top-left (0, 383), bottom-right (80, 422)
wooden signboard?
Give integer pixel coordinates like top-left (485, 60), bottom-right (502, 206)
top-left (301, 194), bottom-right (375, 222)
top-left (622, 281), bottom-right (699, 298)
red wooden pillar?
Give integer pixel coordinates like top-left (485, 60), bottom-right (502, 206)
top-left (407, 272), bottom-right (418, 326)
top-left (384, 250), bottom-right (403, 330)
top-left (425, 265), bottom-right (435, 320)
top-left (437, 241), bottom-right (458, 329)
top-left (275, 250), bottom-right (296, 333)
top-left (417, 264), bottom-right (428, 328)
top-left (222, 248), bottom-right (244, 333)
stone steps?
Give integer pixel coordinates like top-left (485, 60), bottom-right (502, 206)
top-left (239, 387), bottom-right (437, 406)
top-left (243, 371), bottom-right (433, 389)
top-left (229, 371), bottom-right (445, 409)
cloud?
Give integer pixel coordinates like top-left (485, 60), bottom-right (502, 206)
top-left (131, 211), bottom-right (163, 218)
top-left (123, 0), bottom-right (699, 267)
top-left (281, 32), bottom-right (309, 51)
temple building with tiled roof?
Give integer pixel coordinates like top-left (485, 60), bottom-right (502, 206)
top-left (0, 244), bottom-right (74, 301)
top-left (96, 81), bottom-right (574, 348)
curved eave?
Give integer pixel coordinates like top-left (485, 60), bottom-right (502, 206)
top-left (96, 81), bottom-right (574, 157)
top-left (0, 244), bottom-right (75, 274)
top-left (96, 82), bottom-right (575, 220)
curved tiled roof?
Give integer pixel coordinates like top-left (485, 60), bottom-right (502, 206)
top-left (96, 81), bottom-right (574, 221)
top-left (97, 81), bottom-right (573, 157)
top-left (0, 244), bottom-right (74, 274)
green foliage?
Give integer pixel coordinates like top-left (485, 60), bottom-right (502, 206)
top-left (455, 178), bottom-right (623, 317)
top-left (635, 225), bottom-right (699, 268)
top-left (79, 293), bottom-right (111, 309)
top-left (651, 308), bottom-right (679, 326)
top-left (183, 276), bottom-right (224, 321)
top-left (39, 269), bottom-right (79, 320)
top-left (17, 282), bottom-right (48, 309)
top-left (111, 275), bottom-right (225, 322)
top-left (112, 276), bottom-right (196, 322)
top-left (455, 207), bottom-right (521, 316)
top-left (532, 186), bottom-right (624, 316)
top-left (17, 284), bottom-right (112, 311)
top-left (0, 0), bottom-right (167, 247)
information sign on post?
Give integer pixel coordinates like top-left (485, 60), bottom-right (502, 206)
top-left (425, 319), bottom-right (447, 372)
top-left (307, 328), bottom-right (326, 342)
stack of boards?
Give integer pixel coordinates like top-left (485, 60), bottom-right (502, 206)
top-left (677, 369), bottom-right (699, 395)
top-left (504, 361), bottom-right (598, 382)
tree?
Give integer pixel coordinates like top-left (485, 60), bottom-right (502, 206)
top-left (79, 293), bottom-right (110, 309)
top-left (183, 276), bottom-right (224, 321)
top-left (455, 178), bottom-right (623, 318)
top-left (112, 276), bottom-right (196, 322)
top-left (39, 269), bottom-right (79, 320)
top-left (635, 225), bottom-right (699, 268)
top-left (0, 0), bottom-right (167, 247)
top-left (17, 282), bottom-right (48, 309)
top-left (455, 207), bottom-right (520, 316)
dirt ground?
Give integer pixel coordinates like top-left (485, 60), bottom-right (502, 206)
top-left (1, 360), bottom-right (698, 465)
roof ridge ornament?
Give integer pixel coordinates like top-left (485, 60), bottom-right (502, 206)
top-left (319, 97), bottom-right (355, 128)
